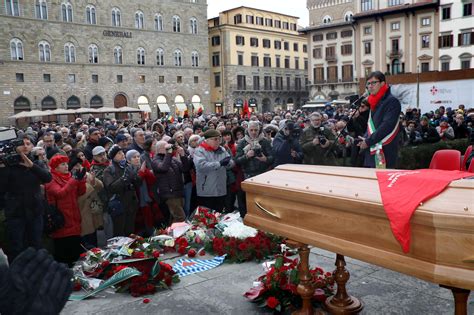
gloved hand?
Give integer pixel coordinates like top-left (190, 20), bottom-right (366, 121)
top-left (220, 156), bottom-right (232, 167)
top-left (0, 248), bottom-right (72, 314)
top-left (73, 167), bottom-right (87, 181)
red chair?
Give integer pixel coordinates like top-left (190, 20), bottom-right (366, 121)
top-left (461, 145), bottom-right (473, 171)
top-left (468, 159), bottom-right (474, 173)
top-left (429, 149), bottom-right (461, 171)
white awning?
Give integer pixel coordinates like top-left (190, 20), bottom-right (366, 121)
top-left (157, 103), bottom-right (170, 112)
top-left (192, 103), bottom-right (203, 110)
top-left (138, 104), bottom-right (151, 113)
top-left (175, 103), bottom-right (187, 111)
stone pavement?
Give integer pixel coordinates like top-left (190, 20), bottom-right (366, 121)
top-left (62, 247), bottom-right (474, 315)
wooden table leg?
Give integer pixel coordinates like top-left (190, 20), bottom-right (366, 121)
top-left (323, 254), bottom-right (363, 315)
top-left (287, 240), bottom-right (314, 315)
top-left (440, 285), bottom-right (470, 315)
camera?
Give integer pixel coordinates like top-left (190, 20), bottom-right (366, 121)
top-left (318, 127), bottom-right (327, 146)
top-left (253, 148), bottom-right (263, 157)
top-left (0, 128), bottom-right (23, 166)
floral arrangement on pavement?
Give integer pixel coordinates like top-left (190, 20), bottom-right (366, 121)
top-left (244, 254), bottom-right (335, 313)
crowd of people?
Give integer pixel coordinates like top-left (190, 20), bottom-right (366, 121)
top-left (1, 95), bottom-right (473, 267)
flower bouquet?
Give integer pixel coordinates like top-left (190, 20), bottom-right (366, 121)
top-left (244, 255), bottom-right (334, 313)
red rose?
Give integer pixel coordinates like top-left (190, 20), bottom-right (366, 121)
top-left (178, 246), bottom-right (186, 255)
top-left (132, 251), bottom-right (145, 258)
top-left (198, 249), bottom-right (206, 256)
top-left (143, 298), bottom-right (151, 304)
top-left (80, 252), bottom-right (87, 258)
top-left (72, 282), bottom-right (82, 291)
top-left (238, 243), bottom-right (248, 251)
top-left (91, 248), bottom-right (101, 254)
top-left (187, 249), bottom-right (196, 258)
top-left (101, 260), bottom-right (110, 268)
top-left (266, 296), bottom-right (279, 309)
top-left (164, 276), bottom-right (172, 286)
top-left (152, 250), bottom-right (160, 258)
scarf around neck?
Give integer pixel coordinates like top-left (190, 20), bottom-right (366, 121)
top-left (51, 169), bottom-right (71, 184)
top-left (200, 141), bottom-right (219, 152)
top-left (367, 84), bottom-right (389, 111)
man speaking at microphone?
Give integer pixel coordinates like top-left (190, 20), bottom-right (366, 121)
top-left (357, 71), bottom-right (401, 169)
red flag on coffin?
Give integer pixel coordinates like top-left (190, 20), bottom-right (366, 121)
top-left (375, 169), bottom-right (473, 253)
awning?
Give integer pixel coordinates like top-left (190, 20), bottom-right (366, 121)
top-left (192, 103), bottom-right (203, 110)
top-left (158, 103), bottom-right (170, 112)
top-left (138, 104), bottom-right (152, 113)
top-left (175, 103), bottom-right (187, 111)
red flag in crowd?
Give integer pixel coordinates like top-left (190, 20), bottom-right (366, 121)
top-left (242, 100), bottom-right (250, 119)
top-left (197, 106), bottom-right (203, 116)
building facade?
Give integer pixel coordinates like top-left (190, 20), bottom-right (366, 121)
top-left (0, 0), bottom-right (210, 125)
top-left (304, 0), bottom-right (359, 101)
top-left (208, 6), bottom-right (309, 114)
top-left (438, 0), bottom-right (473, 71)
top-left (353, 0), bottom-right (439, 78)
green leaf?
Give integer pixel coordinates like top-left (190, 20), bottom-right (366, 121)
top-left (290, 269), bottom-right (299, 284)
top-left (151, 260), bottom-right (161, 278)
top-left (275, 304), bottom-right (282, 312)
top-left (274, 256), bottom-right (284, 269)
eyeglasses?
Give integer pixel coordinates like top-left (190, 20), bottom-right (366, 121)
top-left (366, 80), bottom-right (380, 87)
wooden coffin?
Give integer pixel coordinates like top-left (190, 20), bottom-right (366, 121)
top-left (242, 165), bottom-right (474, 291)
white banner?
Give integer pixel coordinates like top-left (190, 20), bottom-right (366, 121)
top-left (391, 79), bottom-right (474, 114)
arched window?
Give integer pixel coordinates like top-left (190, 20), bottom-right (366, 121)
top-left (86, 4), bottom-right (96, 24)
top-left (112, 7), bottom-right (121, 26)
top-left (38, 40), bottom-right (51, 62)
top-left (344, 11), bottom-right (353, 22)
top-left (173, 15), bottom-right (181, 32)
top-left (64, 42), bottom-right (76, 63)
top-left (137, 47), bottom-right (145, 65)
top-left (156, 48), bottom-right (164, 66)
top-left (90, 95), bottom-right (103, 108)
top-left (322, 15), bottom-right (332, 24)
top-left (14, 96), bottom-right (31, 113)
top-left (135, 11), bottom-right (144, 29)
top-left (155, 14), bottom-right (163, 31)
top-left (5, 0), bottom-right (20, 16)
top-left (114, 46), bottom-right (122, 64)
top-left (88, 44), bottom-right (98, 63)
top-left (190, 17), bottom-right (198, 34)
top-left (10, 38), bottom-right (23, 61)
top-left (61, 2), bottom-right (73, 22)
top-left (191, 51), bottom-right (199, 67)
top-left (35, 0), bottom-right (48, 19)
top-left (174, 49), bottom-right (182, 66)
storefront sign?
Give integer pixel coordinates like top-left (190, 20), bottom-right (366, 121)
top-left (103, 30), bottom-right (132, 38)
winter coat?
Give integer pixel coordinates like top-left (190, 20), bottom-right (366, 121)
top-left (272, 130), bottom-right (303, 167)
top-left (363, 87), bottom-right (401, 168)
top-left (78, 174), bottom-right (104, 236)
top-left (193, 145), bottom-right (234, 197)
top-left (0, 160), bottom-right (52, 219)
top-left (45, 175), bottom-right (86, 238)
top-left (151, 153), bottom-right (190, 199)
top-left (235, 134), bottom-right (273, 179)
top-left (84, 140), bottom-right (98, 162)
top-left (417, 125), bottom-right (440, 143)
top-left (127, 141), bottom-right (144, 154)
top-left (300, 125), bottom-right (337, 166)
top-left (436, 125), bottom-right (455, 141)
top-left (103, 162), bottom-right (141, 215)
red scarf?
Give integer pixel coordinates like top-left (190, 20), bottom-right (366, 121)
top-left (50, 168), bottom-right (72, 184)
top-left (367, 84), bottom-right (389, 111)
top-left (91, 160), bottom-right (110, 167)
top-left (200, 141), bottom-right (218, 152)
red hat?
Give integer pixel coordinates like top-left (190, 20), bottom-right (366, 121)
top-left (49, 154), bottom-right (69, 170)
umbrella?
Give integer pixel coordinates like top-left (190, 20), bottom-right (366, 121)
top-left (49, 108), bottom-right (76, 115)
top-left (95, 106), bottom-right (120, 113)
top-left (74, 107), bottom-right (99, 114)
top-left (116, 106), bottom-right (142, 113)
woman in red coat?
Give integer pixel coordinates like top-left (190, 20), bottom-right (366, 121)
top-left (45, 155), bottom-right (87, 266)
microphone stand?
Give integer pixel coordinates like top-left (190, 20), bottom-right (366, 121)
top-left (323, 94), bottom-right (368, 165)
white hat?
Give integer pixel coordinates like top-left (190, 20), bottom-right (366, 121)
top-left (92, 146), bottom-right (106, 156)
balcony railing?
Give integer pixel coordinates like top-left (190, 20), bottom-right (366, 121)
top-left (388, 49), bottom-right (403, 59)
top-left (325, 55), bottom-right (337, 62)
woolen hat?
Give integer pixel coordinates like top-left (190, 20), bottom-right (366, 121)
top-left (89, 127), bottom-right (99, 135)
top-left (115, 134), bottom-right (127, 143)
top-left (98, 136), bottom-right (113, 147)
top-left (92, 146), bottom-right (106, 156)
top-left (202, 129), bottom-right (221, 139)
top-left (68, 155), bottom-right (82, 171)
top-left (108, 144), bottom-right (122, 160)
top-left (126, 149), bottom-right (139, 161)
top-left (49, 154), bottom-right (69, 170)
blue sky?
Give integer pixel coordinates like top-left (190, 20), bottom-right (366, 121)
top-left (207, 0), bottom-right (309, 27)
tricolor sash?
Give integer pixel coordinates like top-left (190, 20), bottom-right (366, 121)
top-left (367, 111), bottom-right (399, 168)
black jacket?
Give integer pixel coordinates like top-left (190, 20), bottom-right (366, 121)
top-left (152, 153), bottom-right (190, 199)
top-left (272, 130), bottom-right (303, 167)
top-left (364, 88), bottom-right (401, 168)
top-left (0, 160), bottom-right (52, 218)
top-left (84, 140), bottom-right (98, 162)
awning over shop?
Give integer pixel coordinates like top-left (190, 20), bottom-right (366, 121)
top-left (138, 104), bottom-right (152, 113)
top-left (175, 103), bottom-right (187, 111)
top-left (158, 103), bottom-right (171, 112)
top-left (192, 103), bottom-right (203, 110)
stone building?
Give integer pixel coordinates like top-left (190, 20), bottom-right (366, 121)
top-left (0, 0), bottom-right (210, 125)
top-left (303, 0), bottom-right (359, 101)
top-left (438, 0), bottom-right (473, 71)
top-left (353, 0), bottom-right (439, 77)
top-left (208, 6), bottom-right (309, 114)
